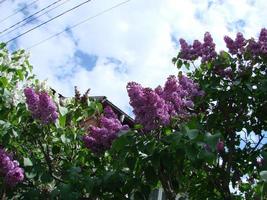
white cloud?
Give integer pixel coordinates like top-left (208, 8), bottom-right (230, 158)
top-left (1, 0), bottom-right (267, 114)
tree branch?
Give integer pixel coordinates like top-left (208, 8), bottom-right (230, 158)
top-left (37, 139), bottom-right (65, 183)
top-left (158, 163), bottom-right (176, 200)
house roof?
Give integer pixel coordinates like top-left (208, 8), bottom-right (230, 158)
top-left (51, 88), bottom-right (135, 127)
top-left (89, 96), bottom-right (135, 127)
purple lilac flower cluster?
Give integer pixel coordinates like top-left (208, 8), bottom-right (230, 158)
top-left (83, 106), bottom-right (129, 154)
top-left (246, 28), bottom-right (267, 55)
top-left (216, 140), bottom-right (224, 153)
top-left (225, 28), bottom-right (267, 56)
top-left (214, 65), bottom-right (233, 79)
top-left (0, 148), bottom-right (24, 187)
top-left (224, 32), bottom-right (246, 55)
top-left (201, 32), bottom-right (217, 62)
top-left (127, 82), bottom-right (170, 131)
top-left (179, 32), bottom-right (217, 62)
top-left (127, 75), bottom-right (203, 131)
top-left (24, 88), bottom-right (59, 124)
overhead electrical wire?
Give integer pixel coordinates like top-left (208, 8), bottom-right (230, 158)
top-left (26, 0), bottom-right (131, 50)
top-left (0, 0), bottom-right (40, 23)
top-left (0, 0), bottom-right (63, 35)
top-left (0, 0), bottom-right (71, 39)
top-left (5, 0), bottom-right (93, 44)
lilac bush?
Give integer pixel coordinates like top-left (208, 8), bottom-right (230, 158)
top-left (24, 87), bottom-right (59, 124)
top-left (216, 140), bottom-right (224, 153)
top-left (126, 82), bottom-right (170, 131)
top-left (224, 32), bottom-right (246, 55)
top-left (179, 32), bottom-right (216, 62)
top-left (0, 148), bottom-right (24, 187)
top-left (127, 75), bottom-right (203, 131)
top-left (224, 28), bottom-right (267, 56)
top-left (201, 32), bottom-right (217, 62)
top-left (179, 29), bottom-right (267, 61)
top-left (83, 106), bottom-right (129, 154)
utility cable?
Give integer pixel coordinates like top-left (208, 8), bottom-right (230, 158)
top-left (0, 0), bottom-right (71, 39)
top-left (26, 0), bottom-right (131, 50)
top-left (0, 0), bottom-right (63, 35)
top-left (6, 0), bottom-right (93, 44)
top-left (0, 0), bottom-right (40, 23)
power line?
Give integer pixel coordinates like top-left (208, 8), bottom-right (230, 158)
top-left (5, 0), bottom-right (93, 44)
top-left (26, 0), bottom-right (131, 50)
top-left (0, 0), bottom-right (40, 23)
top-left (0, 0), bottom-right (71, 39)
top-left (0, 0), bottom-right (63, 35)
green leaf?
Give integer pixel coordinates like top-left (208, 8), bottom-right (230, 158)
top-left (185, 145), bottom-right (198, 161)
top-left (40, 172), bottom-right (53, 183)
top-left (16, 69), bottom-right (24, 80)
top-left (59, 106), bottom-right (68, 116)
top-left (60, 134), bottom-right (69, 144)
top-left (0, 43), bottom-right (6, 49)
top-left (204, 132), bottom-right (221, 151)
top-left (52, 145), bottom-right (61, 154)
top-left (112, 135), bottom-right (128, 151)
top-left (59, 114), bottom-right (66, 127)
top-left (96, 102), bottom-right (103, 113)
top-left (12, 129), bottom-right (18, 137)
top-left (187, 129), bottom-right (199, 140)
top-left (163, 127), bottom-right (172, 135)
top-left (198, 149), bottom-right (216, 163)
top-left (134, 124), bottom-right (143, 130)
top-left (23, 157), bottom-right (33, 167)
top-left (260, 171), bottom-right (267, 182)
top-left (184, 61), bottom-right (190, 70)
top-left (176, 59), bottom-right (183, 69)
top-left (25, 171), bottom-right (37, 179)
top-left (0, 77), bottom-right (8, 87)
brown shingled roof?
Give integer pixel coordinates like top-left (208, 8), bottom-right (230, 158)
top-left (89, 96), bottom-right (134, 128)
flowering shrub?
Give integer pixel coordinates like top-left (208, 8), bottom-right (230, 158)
top-left (169, 28), bottom-right (267, 199)
top-left (24, 87), bottom-right (58, 124)
top-left (83, 106), bottom-right (128, 154)
top-left (0, 148), bottom-right (24, 187)
top-left (0, 26), bottom-right (267, 199)
top-left (127, 74), bottom-right (203, 131)
top-left (179, 32), bottom-right (216, 62)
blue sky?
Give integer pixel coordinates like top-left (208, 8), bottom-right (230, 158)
top-left (1, 0), bottom-right (267, 115)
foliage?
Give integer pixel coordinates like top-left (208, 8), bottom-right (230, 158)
top-left (0, 28), bottom-right (267, 200)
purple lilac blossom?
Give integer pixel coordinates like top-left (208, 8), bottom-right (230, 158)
top-left (83, 106), bottom-right (129, 154)
top-left (24, 88), bottom-right (59, 124)
top-left (235, 33), bottom-right (246, 53)
top-left (127, 75), bottom-right (203, 131)
top-left (247, 28), bottom-right (267, 55)
top-left (201, 32), bottom-right (217, 62)
top-left (215, 66), bottom-right (233, 79)
top-left (127, 82), bottom-right (170, 131)
top-left (257, 158), bottom-right (264, 167)
top-left (0, 148), bottom-right (24, 186)
top-left (222, 67), bottom-right (233, 78)
top-left (179, 39), bottom-right (203, 60)
top-left (247, 39), bottom-right (261, 55)
top-left (204, 144), bottom-right (211, 152)
top-left (178, 32), bottom-right (216, 62)
top-left (224, 32), bottom-right (246, 54)
top-left (192, 40), bottom-right (202, 57)
top-left (216, 140), bottom-right (224, 153)
top-left (24, 87), bottom-right (39, 116)
top-left (179, 39), bottom-right (193, 60)
top-left (258, 28), bottom-right (267, 54)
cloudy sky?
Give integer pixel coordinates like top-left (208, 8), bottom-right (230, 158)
top-left (0, 0), bottom-right (267, 114)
